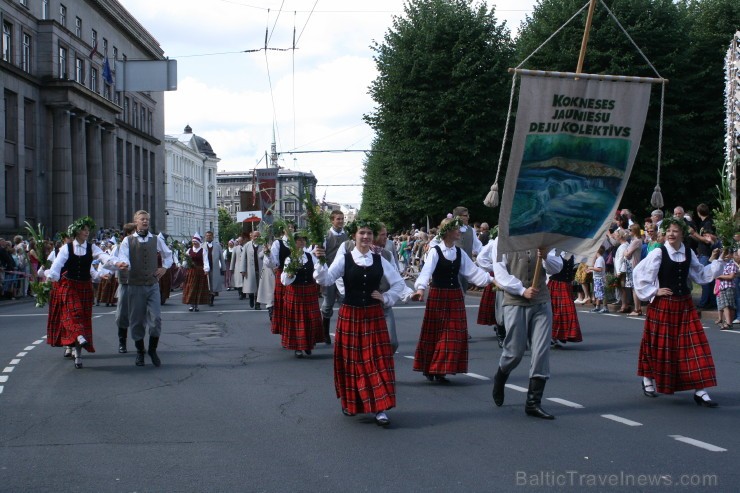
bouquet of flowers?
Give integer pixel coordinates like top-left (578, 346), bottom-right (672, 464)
top-left (303, 198), bottom-right (330, 264)
top-left (282, 231), bottom-right (304, 277)
top-left (24, 221), bottom-right (52, 308)
top-left (30, 280), bottom-right (52, 308)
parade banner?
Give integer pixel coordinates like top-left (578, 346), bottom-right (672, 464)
top-left (497, 74), bottom-right (651, 259)
top-left (256, 168), bottom-right (279, 224)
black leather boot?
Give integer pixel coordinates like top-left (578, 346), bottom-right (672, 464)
top-left (322, 318), bottom-right (332, 345)
top-left (249, 293), bottom-right (255, 308)
top-left (135, 339), bottom-right (146, 366)
top-left (118, 327), bottom-right (128, 353)
top-left (268, 306), bottom-right (273, 320)
top-left (492, 367), bottom-right (509, 407)
top-left (525, 378), bottom-right (555, 419)
top-left (148, 336), bottom-right (161, 367)
top-left (494, 326), bottom-right (506, 349)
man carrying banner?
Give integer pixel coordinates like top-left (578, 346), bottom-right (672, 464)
top-left (490, 239), bottom-right (562, 419)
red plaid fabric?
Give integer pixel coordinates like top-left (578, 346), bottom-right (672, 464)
top-left (281, 283), bottom-right (323, 351)
top-left (182, 267), bottom-right (211, 305)
top-left (638, 295), bottom-right (716, 394)
top-left (548, 279), bottom-right (583, 342)
top-left (97, 276), bottom-right (119, 304)
top-left (334, 304), bottom-right (395, 415)
top-left (414, 286), bottom-right (468, 375)
top-left (57, 277), bottom-right (96, 352)
top-left (476, 282), bottom-right (496, 325)
top-left (159, 266), bottom-right (172, 305)
top-left (46, 283), bottom-right (64, 347)
top-left (271, 270), bottom-right (286, 335)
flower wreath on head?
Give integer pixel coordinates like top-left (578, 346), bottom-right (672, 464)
top-left (659, 216), bottom-right (689, 238)
top-left (67, 216), bottom-right (96, 239)
top-left (436, 214), bottom-right (463, 241)
top-left (345, 218), bottom-right (380, 237)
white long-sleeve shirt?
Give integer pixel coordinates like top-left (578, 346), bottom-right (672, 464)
top-left (314, 248), bottom-right (405, 308)
top-left (47, 240), bottom-right (115, 281)
top-left (489, 238), bottom-right (562, 297)
top-left (281, 251), bottom-right (321, 286)
top-left (632, 242), bottom-right (725, 302)
top-left (185, 245), bottom-right (210, 273)
top-left (117, 232), bottom-right (173, 269)
top-left (414, 242), bottom-right (493, 291)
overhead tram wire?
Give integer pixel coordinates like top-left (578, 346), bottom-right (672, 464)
top-left (295, 0), bottom-right (320, 48)
top-left (263, 8), bottom-right (283, 155)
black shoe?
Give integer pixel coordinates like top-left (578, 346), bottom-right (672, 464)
top-left (118, 342), bottom-right (127, 354)
top-left (135, 340), bottom-right (146, 366)
top-left (188, 306), bottom-right (194, 312)
top-left (322, 317), bottom-right (332, 345)
top-left (525, 378), bottom-right (555, 420)
top-left (255, 303), bottom-right (261, 310)
top-left (423, 373), bottom-right (434, 382)
top-left (294, 350), bottom-right (303, 358)
top-left (268, 306), bottom-right (273, 321)
top-left (249, 294), bottom-right (255, 308)
top-left (209, 295), bottom-right (215, 307)
top-left (374, 412), bottom-right (390, 426)
top-left (148, 336), bottom-right (161, 367)
top-left (342, 408), bottom-right (355, 417)
top-left (694, 393), bottom-right (718, 408)
top-left (642, 381), bottom-right (658, 397)
top-left (63, 347), bottom-right (73, 358)
top-left (194, 306), bottom-right (199, 312)
top-left (74, 358), bottom-right (83, 369)
top-left (492, 368), bottom-right (509, 407)
top-left (434, 375), bottom-right (450, 384)
top-left (304, 349), bottom-right (312, 356)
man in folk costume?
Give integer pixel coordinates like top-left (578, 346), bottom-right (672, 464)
top-left (114, 223), bottom-right (136, 353)
top-left (452, 206), bottom-right (482, 292)
top-left (229, 236), bottom-right (246, 300)
top-left (204, 231), bottom-right (225, 307)
top-left (224, 239), bottom-right (235, 290)
top-left (320, 210), bottom-right (348, 345)
top-left (490, 238), bottom-right (562, 419)
top-left (241, 230), bottom-right (264, 310)
top-left (116, 210), bottom-right (173, 367)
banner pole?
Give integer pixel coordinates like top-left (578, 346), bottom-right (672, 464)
top-left (576, 0), bottom-right (598, 74)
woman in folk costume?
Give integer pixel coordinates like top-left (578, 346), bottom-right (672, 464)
top-left (46, 217), bottom-right (119, 368)
top-left (96, 238), bottom-right (119, 307)
top-left (280, 232), bottom-right (323, 358)
top-left (43, 234), bottom-right (74, 358)
top-left (257, 240), bottom-right (276, 320)
top-left (475, 239), bottom-right (506, 348)
top-left (633, 218), bottom-right (727, 407)
top-left (314, 219), bottom-right (405, 426)
top-left (157, 233), bottom-right (172, 305)
top-left (224, 239), bottom-right (235, 290)
top-left (269, 224), bottom-right (294, 335)
top-left (229, 235), bottom-right (246, 299)
top-left (547, 252), bottom-right (583, 347)
top-left (182, 233), bottom-right (211, 312)
top-left (411, 215), bottom-right (493, 383)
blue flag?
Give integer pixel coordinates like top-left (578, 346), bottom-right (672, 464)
top-left (102, 57), bottom-right (113, 85)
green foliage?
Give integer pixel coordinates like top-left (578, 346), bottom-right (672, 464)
top-left (218, 208), bottom-right (244, 244)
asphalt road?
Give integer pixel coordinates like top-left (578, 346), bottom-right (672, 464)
top-left (1, 291), bottom-right (739, 492)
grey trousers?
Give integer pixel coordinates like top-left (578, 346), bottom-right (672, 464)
top-left (127, 284), bottom-right (162, 341)
top-left (499, 303), bottom-right (552, 379)
top-left (320, 285), bottom-right (343, 320)
top-left (384, 306), bottom-right (398, 353)
top-left (115, 283), bottom-right (129, 329)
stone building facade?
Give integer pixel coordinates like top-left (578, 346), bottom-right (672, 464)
top-left (1, 0), bottom-right (166, 236)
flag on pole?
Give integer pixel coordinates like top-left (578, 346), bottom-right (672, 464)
top-left (89, 40), bottom-right (99, 59)
top-left (102, 57), bottom-right (114, 84)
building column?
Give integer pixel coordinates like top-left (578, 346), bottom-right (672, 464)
top-left (102, 127), bottom-right (117, 228)
top-left (52, 108), bottom-right (73, 233)
top-left (86, 121), bottom-right (104, 224)
top-left (71, 116), bottom-right (88, 218)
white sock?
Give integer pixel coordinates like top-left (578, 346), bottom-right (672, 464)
top-left (77, 335), bottom-right (87, 345)
top-left (695, 389), bottom-right (711, 401)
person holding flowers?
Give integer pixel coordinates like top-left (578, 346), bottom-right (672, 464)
top-left (182, 233), bottom-right (211, 312)
top-left (410, 215), bottom-right (493, 383)
top-left (268, 220), bottom-right (294, 335)
top-left (313, 219), bottom-right (405, 426)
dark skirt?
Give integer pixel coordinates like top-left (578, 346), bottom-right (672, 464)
top-left (413, 286), bottom-right (468, 375)
top-left (271, 270), bottom-right (286, 335)
top-left (46, 283), bottom-right (64, 347)
top-left (281, 283), bottom-right (323, 351)
top-left (56, 277), bottom-right (95, 352)
top-left (476, 282), bottom-right (496, 326)
top-left (97, 276), bottom-right (118, 304)
top-left (182, 267), bottom-right (211, 305)
top-left (334, 303), bottom-right (395, 415)
top-left (159, 266), bottom-right (172, 304)
top-left (638, 294), bottom-right (716, 393)
top-left (548, 279), bottom-right (583, 342)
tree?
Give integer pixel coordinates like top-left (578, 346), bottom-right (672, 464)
top-left (362, 0), bottom-right (515, 229)
top-left (218, 208), bottom-right (243, 245)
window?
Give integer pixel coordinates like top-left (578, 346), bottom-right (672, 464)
top-left (226, 187), bottom-right (231, 197)
top-left (58, 45), bottom-right (67, 78)
top-left (209, 191), bottom-right (213, 208)
top-left (102, 38), bottom-right (107, 56)
top-left (217, 188), bottom-right (221, 198)
top-left (140, 105), bottom-right (146, 131)
top-left (75, 17), bottom-right (81, 37)
top-left (24, 98), bottom-right (35, 145)
top-left (21, 33), bottom-right (31, 72)
top-left (147, 110), bottom-right (152, 134)
top-left (75, 57), bottom-right (84, 84)
top-left (20, 0), bottom-right (28, 7)
top-left (285, 201), bottom-right (296, 213)
top-left (91, 30), bottom-right (97, 50)
top-left (208, 169), bottom-right (212, 183)
top-left (4, 90), bottom-right (18, 143)
top-left (113, 46), bottom-right (117, 60)
top-left (132, 101), bottom-right (138, 128)
top-left (123, 97), bottom-right (129, 123)
top-left (103, 83), bottom-right (111, 100)
top-left (2, 22), bottom-right (12, 63)
top-left (90, 67), bottom-right (98, 93)
top-left (42, 0), bottom-right (49, 19)
top-left (59, 4), bottom-right (67, 26)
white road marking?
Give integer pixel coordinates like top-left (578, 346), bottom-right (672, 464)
top-left (0, 376), bottom-right (8, 382)
top-left (24, 346), bottom-right (35, 351)
top-left (506, 384), bottom-right (528, 393)
top-left (9, 359), bottom-right (20, 365)
top-left (546, 397), bottom-right (584, 408)
top-left (463, 372), bottom-right (490, 381)
top-left (0, 386), bottom-right (3, 394)
top-left (3, 367), bottom-right (15, 373)
top-left (33, 339), bottom-right (44, 345)
top-left (602, 414), bottom-right (642, 426)
top-left (16, 352), bottom-right (27, 357)
top-left (669, 435), bottom-right (726, 452)
top-left (403, 356), bottom-right (414, 360)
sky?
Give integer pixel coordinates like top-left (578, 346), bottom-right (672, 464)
top-left (117, 0), bottom-right (538, 207)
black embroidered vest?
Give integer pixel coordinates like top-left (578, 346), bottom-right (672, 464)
top-left (431, 245), bottom-right (460, 288)
top-left (657, 245), bottom-right (692, 296)
top-left (342, 252), bottom-right (382, 307)
top-left (62, 242), bottom-right (92, 281)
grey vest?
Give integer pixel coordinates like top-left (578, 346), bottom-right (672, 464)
top-left (502, 251), bottom-right (550, 306)
top-left (128, 237), bottom-right (159, 286)
top-left (456, 227), bottom-right (474, 258)
top-left (325, 229), bottom-right (348, 264)
top-left (117, 238), bottom-right (131, 285)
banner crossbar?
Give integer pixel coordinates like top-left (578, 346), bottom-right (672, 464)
top-left (509, 68), bottom-right (667, 85)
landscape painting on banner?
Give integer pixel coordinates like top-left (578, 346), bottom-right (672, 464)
top-left (497, 73), bottom-right (652, 259)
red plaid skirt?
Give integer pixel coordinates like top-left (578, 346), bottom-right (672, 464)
top-left (281, 283), bottom-right (323, 351)
top-left (476, 281), bottom-right (497, 325)
top-left (638, 295), bottom-right (716, 393)
top-left (335, 303), bottom-right (395, 414)
top-left (271, 270), bottom-right (286, 335)
top-left (414, 286), bottom-right (468, 375)
top-left (548, 279), bottom-right (582, 342)
top-left (182, 267), bottom-right (211, 305)
top-left (159, 267), bottom-right (172, 304)
top-left (56, 277), bottom-right (95, 352)
top-left (97, 276), bottom-right (119, 304)
top-left (46, 283), bottom-right (64, 347)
